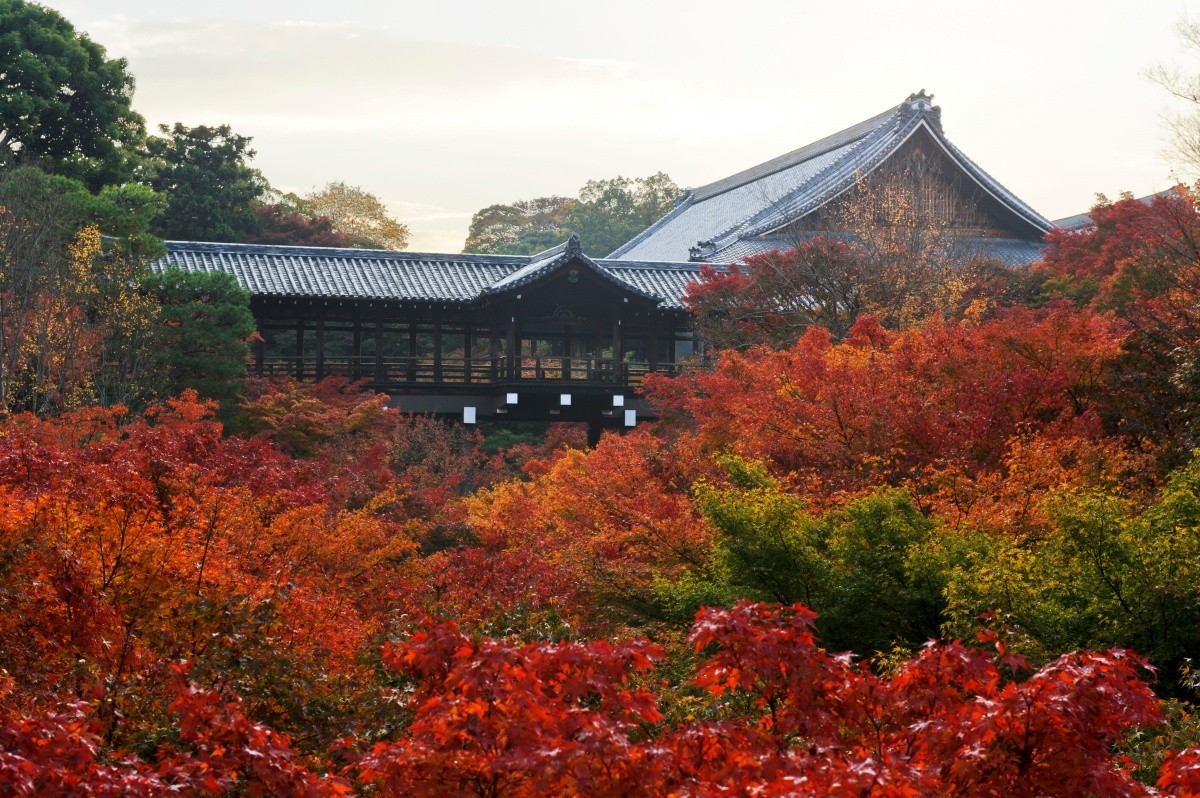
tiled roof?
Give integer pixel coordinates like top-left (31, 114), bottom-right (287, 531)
top-left (710, 233), bottom-right (1046, 267)
top-left (1052, 212), bottom-right (1093, 231)
top-left (1051, 189), bottom-right (1181, 232)
top-left (481, 234), bottom-right (664, 303)
top-left (597, 260), bottom-right (713, 309)
top-left (150, 240), bottom-right (703, 309)
top-left (609, 92), bottom-right (1052, 264)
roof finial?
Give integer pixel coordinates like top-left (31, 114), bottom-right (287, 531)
top-left (902, 90), bottom-right (942, 132)
top-left (565, 232), bottom-right (582, 257)
top-left (905, 89), bottom-right (934, 110)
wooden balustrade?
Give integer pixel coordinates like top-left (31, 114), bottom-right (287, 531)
top-left (255, 355), bottom-right (691, 387)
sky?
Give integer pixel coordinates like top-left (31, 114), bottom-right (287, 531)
top-left (48, 0), bottom-right (1200, 252)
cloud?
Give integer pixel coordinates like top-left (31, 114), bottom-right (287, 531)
top-left (103, 19), bottom-right (643, 128)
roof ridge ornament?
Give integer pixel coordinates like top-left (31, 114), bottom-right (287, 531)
top-left (902, 89), bottom-right (942, 133)
top-left (565, 232), bottom-right (583, 258)
top-left (688, 239), bottom-right (717, 262)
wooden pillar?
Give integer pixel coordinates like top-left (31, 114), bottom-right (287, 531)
top-left (612, 314), bottom-right (623, 385)
top-left (506, 308), bottom-right (517, 380)
top-left (352, 320), bottom-right (362, 380)
top-left (587, 421), bottom-right (604, 448)
top-left (407, 323), bottom-right (417, 382)
top-left (464, 328), bottom-right (472, 384)
top-left (315, 318), bottom-right (326, 380)
top-left (295, 319), bottom-right (304, 380)
top-left (648, 327), bottom-right (658, 373)
top-left (490, 331), bottom-right (500, 381)
top-left (433, 320), bottom-right (443, 383)
top-left (374, 309), bottom-right (384, 384)
top-left (593, 328), bottom-right (602, 381)
top-left (563, 326), bottom-right (572, 381)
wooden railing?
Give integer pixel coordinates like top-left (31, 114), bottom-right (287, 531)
top-left (258, 356), bottom-right (690, 386)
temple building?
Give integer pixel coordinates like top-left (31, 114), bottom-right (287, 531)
top-left (608, 91), bottom-right (1052, 266)
top-left (153, 91), bottom-right (1058, 436)
top-left (152, 235), bottom-right (702, 441)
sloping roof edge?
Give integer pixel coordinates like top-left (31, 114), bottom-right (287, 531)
top-left (607, 98), bottom-right (910, 259)
top-left (608, 92), bottom-right (1053, 263)
top-left (151, 239), bottom-right (704, 308)
top-left (479, 233), bottom-right (663, 303)
top-left (741, 118), bottom-right (1053, 247)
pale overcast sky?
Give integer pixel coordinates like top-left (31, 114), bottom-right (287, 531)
top-left (48, 0), bottom-right (1198, 252)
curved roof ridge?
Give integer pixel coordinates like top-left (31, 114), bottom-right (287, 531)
top-left (713, 109), bottom-right (920, 248)
top-left (689, 105), bottom-right (901, 202)
top-left (480, 236), bottom-right (662, 303)
top-left (608, 101), bottom-right (906, 260)
top-left (162, 240), bottom-right (526, 265)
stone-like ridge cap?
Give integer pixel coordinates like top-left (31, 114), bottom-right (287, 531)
top-left (596, 259), bottom-right (708, 271)
top-left (689, 104), bottom-right (901, 204)
top-left (161, 240), bottom-right (531, 265)
top-left (736, 110), bottom-right (930, 243)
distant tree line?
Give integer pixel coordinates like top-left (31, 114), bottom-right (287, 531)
top-left (0, 0), bottom-right (411, 249)
top-left (463, 172), bottom-right (681, 257)
top-left (0, 0), bottom-right (423, 419)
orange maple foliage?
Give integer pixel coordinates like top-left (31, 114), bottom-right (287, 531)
top-left (465, 428), bottom-right (715, 630)
top-left (646, 305), bottom-right (1128, 508)
top-left (353, 602), bottom-right (1180, 797)
top-left (0, 392), bottom-right (418, 748)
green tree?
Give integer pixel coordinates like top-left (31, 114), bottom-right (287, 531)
top-left (144, 123), bottom-right (268, 242)
top-left (462, 173), bottom-right (680, 257)
top-left (0, 0), bottom-right (146, 191)
top-left (143, 269), bottom-right (256, 416)
top-left (656, 457), bottom-right (948, 657)
top-left (565, 172), bottom-right (680, 257)
top-left (939, 453), bottom-right (1200, 694)
top-left (303, 181), bottom-right (409, 250)
top-left (0, 166), bottom-right (164, 413)
top-left (463, 196), bottom-right (575, 255)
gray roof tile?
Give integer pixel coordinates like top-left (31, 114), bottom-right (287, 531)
top-left (150, 240), bottom-right (704, 309)
top-left (608, 92), bottom-right (1052, 264)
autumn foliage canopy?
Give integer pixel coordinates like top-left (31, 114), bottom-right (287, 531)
top-left (10, 180), bottom-right (1200, 795)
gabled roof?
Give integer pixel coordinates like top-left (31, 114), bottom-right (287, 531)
top-left (609, 92), bottom-right (1053, 265)
top-left (479, 234), bottom-right (662, 303)
top-left (150, 240), bottom-right (703, 309)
